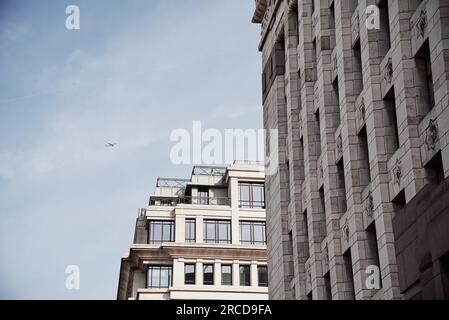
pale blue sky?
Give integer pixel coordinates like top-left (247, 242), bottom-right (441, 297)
top-left (0, 0), bottom-right (262, 299)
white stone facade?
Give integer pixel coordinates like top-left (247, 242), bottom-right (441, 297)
top-left (117, 163), bottom-right (269, 300)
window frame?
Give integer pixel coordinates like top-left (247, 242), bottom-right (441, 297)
top-left (238, 182), bottom-right (265, 209)
top-left (185, 218), bottom-right (196, 243)
top-left (257, 265), bottom-right (268, 287)
top-left (184, 264), bottom-right (196, 285)
top-left (203, 219), bottom-right (231, 244)
top-left (203, 264), bottom-right (214, 285)
top-left (147, 265), bottom-right (173, 289)
top-left (221, 265), bottom-right (233, 286)
top-left (198, 188), bottom-right (209, 205)
top-left (239, 221), bottom-right (267, 245)
top-left (148, 220), bottom-right (175, 244)
top-left (239, 265), bottom-right (251, 286)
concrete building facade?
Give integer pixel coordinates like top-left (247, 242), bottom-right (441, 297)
top-left (252, 0), bottom-right (449, 299)
top-left (117, 163), bottom-right (269, 300)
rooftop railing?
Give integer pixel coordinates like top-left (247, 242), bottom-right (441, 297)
top-left (156, 178), bottom-right (190, 188)
top-left (150, 196), bottom-right (230, 207)
top-left (233, 160), bottom-right (265, 166)
top-left (192, 166), bottom-right (227, 176)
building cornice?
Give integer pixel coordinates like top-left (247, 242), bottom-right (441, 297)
top-left (251, 0), bottom-right (268, 24)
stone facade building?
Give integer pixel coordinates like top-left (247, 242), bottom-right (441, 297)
top-left (252, 0), bottom-right (449, 299)
top-left (117, 163), bottom-right (269, 300)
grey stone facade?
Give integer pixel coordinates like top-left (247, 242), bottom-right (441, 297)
top-left (252, 0), bottom-right (449, 300)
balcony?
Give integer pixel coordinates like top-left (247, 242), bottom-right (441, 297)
top-left (150, 196), bottom-right (230, 207)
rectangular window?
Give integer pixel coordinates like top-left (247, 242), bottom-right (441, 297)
top-left (258, 266), bottom-right (268, 287)
top-left (239, 265), bottom-right (251, 286)
top-left (147, 266), bottom-right (172, 288)
top-left (198, 188), bottom-right (209, 205)
top-left (239, 221), bottom-right (267, 245)
top-left (185, 219), bottom-right (196, 243)
top-left (148, 220), bottom-right (175, 244)
top-left (203, 264), bottom-right (214, 285)
top-left (378, 0), bottom-right (391, 58)
top-left (184, 264), bottom-right (196, 285)
top-left (203, 220), bottom-right (231, 244)
top-left (221, 265), bottom-right (232, 286)
top-left (238, 183), bottom-right (265, 208)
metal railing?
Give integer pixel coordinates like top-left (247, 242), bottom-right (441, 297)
top-left (192, 166), bottom-right (227, 176)
top-left (150, 196), bottom-right (230, 207)
top-left (233, 160), bottom-right (265, 166)
top-left (238, 200), bottom-right (266, 209)
top-left (156, 177), bottom-right (190, 188)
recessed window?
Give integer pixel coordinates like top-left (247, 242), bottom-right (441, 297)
top-left (203, 264), bottom-right (214, 285)
top-left (221, 265), bottom-right (232, 286)
top-left (239, 265), bottom-right (251, 286)
top-left (185, 219), bottom-right (196, 243)
top-left (240, 221), bottom-right (267, 245)
top-left (148, 220), bottom-right (175, 244)
top-left (238, 183), bottom-right (265, 208)
top-left (198, 188), bottom-right (209, 205)
top-left (147, 266), bottom-right (172, 288)
top-left (203, 220), bottom-right (231, 244)
top-left (258, 266), bottom-right (268, 287)
top-left (184, 264), bottom-right (196, 285)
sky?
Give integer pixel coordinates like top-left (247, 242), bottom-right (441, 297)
top-left (0, 0), bottom-right (263, 299)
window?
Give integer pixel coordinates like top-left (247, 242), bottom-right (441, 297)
top-left (185, 219), bottom-right (196, 243)
top-left (148, 220), bottom-right (175, 244)
top-left (147, 266), bottom-right (172, 288)
top-left (184, 264), bottom-right (196, 285)
top-left (258, 266), bottom-right (268, 287)
top-left (221, 265), bottom-right (232, 285)
top-left (198, 188), bottom-right (209, 205)
top-left (240, 265), bottom-right (251, 286)
top-left (238, 183), bottom-right (265, 208)
top-left (203, 220), bottom-right (231, 244)
top-left (203, 264), bottom-right (214, 285)
top-left (240, 221), bottom-right (266, 245)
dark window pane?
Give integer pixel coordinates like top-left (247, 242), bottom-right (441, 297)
top-left (240, 265), bottom-right (251, 286)
top-left (239, 221), bottom-right (266, 245)
top-left (152, 223), bottom-right (162, 243)
top-left (149, 221), bottom-right (174, 244)
top-left (205, 221), bottom-right (215, 243)
top-left (198, 188), bottom-right (209, 205)
top-left (148, 266), bottom-right (172, 288)
top-left (258, 266), bottom-right (268, 287)
top-left (221, 265), bottom-right (232, 285)
top-left (185, 219), bottom-right (196, 243)
top-left (238, 183), bottom-right (265, 208)
top-left (185, 264), bottom-right (196, 285)
top-left (204, 220), bottom-right (230, 244)
top-left (203, 264), bottom-right (214, 285)
top-left (151, 267), bottom-right (160, 287)
top-left (162, 223), bottom-right (171, 242)
top-left (254, 223), bottom-right (265, 244)
top-left (218, 221), bottom-right (229, 243)
top-left (240, 223), bottom-right (251, 243)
